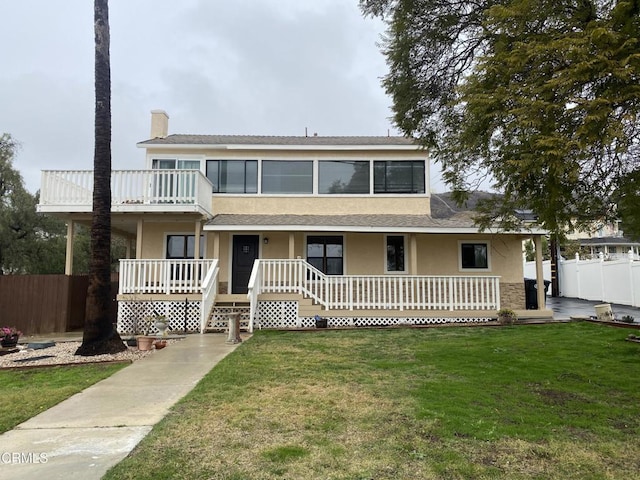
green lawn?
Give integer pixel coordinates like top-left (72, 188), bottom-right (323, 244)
top-left (105, 323), bottom-right (640, 479)
top-left (0, 363), bottom-right (128, 433)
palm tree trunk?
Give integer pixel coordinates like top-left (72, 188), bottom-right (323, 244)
top-left (76, 0), bottom-right (125, 355)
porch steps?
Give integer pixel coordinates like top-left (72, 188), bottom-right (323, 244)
top-left (204, 302), bottom-right (251, 332)
top-left (298, 297), bottom-right (325, 318)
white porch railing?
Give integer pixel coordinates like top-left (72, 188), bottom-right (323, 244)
top-left (39, 169), bottom-right (213, 213)
top-left (119, 259), bottom-right (215, 294)
top-left (200, 260), bottom-right (220, 333)
top-left (247, 259), bottom-right (501, 331)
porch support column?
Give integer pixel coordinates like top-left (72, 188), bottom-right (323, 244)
top-left (288, 233), bottom-right (295, 259)
top-left (135, 219), bottom-right (144, 259)
top-left (213, 232), bottom-right (220, 259)
top-left (409, 234), bottom-right (418, 275)
top-left (194, 220), bottom-right (202, 260)
top-left (534, 235), bottom-right (545, 310)
top-left (64, 220), bottom-right (75, 275)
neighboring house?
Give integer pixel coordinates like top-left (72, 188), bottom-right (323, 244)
top-left (577, 236), bottom-right (640, 261)
top-left (566, 221), bottom-right (640, 261)
top-left (37, 110), bottom-right (549, 333)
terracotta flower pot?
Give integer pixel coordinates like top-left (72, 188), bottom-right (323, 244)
top-left (136, 336), bottom-right (155, 351)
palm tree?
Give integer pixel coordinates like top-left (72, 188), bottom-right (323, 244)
top-left (76, 0), bottom-right (125, 355)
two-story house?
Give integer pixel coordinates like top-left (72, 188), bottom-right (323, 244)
top-left (38, 110), bottom-right (550, 334)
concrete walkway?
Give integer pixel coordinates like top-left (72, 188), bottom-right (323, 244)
top-left (0, 333), bottom-right (247, 480)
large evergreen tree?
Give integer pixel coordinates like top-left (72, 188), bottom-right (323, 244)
top-left (0, 134), bottom-right (37, 274)
top-left (361, 0), bottom-right (640, 234)
top-left (0, 134), bottom-right (66, 274)
top-left (76, 0), bottom-right (125, 355)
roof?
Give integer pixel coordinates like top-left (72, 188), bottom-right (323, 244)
top-left (430, 192), bottom-right (496, 219)
top-left (138, 134), bottom-right (418, 148)
top-left (579, 236), bottom-right (640, 246)
top-left (203, 213), bottom-right (538, 234)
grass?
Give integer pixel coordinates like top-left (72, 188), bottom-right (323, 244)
top-left (0, 363), bottom-right (128, 433)
top-left (105, 323), bottom-right (640, 479)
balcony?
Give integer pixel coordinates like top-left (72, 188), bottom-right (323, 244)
top-left (37, 169), bottom-right (213, 216)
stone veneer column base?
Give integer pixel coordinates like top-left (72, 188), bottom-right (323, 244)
top-left (500, 282), bottom-right (525, 310)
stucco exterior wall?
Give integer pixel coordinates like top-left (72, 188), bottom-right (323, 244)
top-left (144, 147), bottom-right (427, 162)
top-left (415, 234), bottom-right (525, 282)
top-left (140, 227), bottom-right (524, 283)
top-left (139, 221), bottom-right (204, 259)
top-left (345, 233), bottom-right (386, 275)
top-left (211, 196), bottom-right (429, 216)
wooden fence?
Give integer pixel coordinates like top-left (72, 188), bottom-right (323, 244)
top-left (0, 274), bottom-right (118, 335)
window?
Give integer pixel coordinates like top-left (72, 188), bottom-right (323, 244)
top-left (206, 160), bottom-right (258, 193)
top-left (307, 236), bottom-right (343, 275)
top-left (386, 235), bottom-right (406, 272)
top-left (460, 242), bottom-right (489, 269)
top-left (166, 234), bottom-right (204, 259)
top-left (152, 159), bottom-right (200, 170)
top-left (262, 160), bottom-right (313, 194)
top-left (373, 160), bottom-right (425, 194)
top-left (151, 159), bottom-right (201, 199)
top-left (318, 161), bottom-right (370, 194)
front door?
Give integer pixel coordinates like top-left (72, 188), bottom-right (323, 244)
top-left (232, 235), bottom-right (259, 294)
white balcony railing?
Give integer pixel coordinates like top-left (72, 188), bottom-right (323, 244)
top-left (39, 169), bottom-right (213, 214)
top-left (119, 259), bottom-right (216, 295)
top-left (247, 259), bottom-right (501, 331)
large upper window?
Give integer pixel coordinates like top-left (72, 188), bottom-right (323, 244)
top-left (373, 161), bottom-right (425, 194)
top-left (307, 236), bottom-right (343, 275)
top-left (318, 161), bottom-right (370, 194)
top-left (206, 160), bottom-right (258, 193)
top-left (460, 242), bottom-right (489, 270)
top-left (262, 160), bottom-right (313, 194)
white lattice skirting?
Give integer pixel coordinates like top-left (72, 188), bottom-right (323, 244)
top-left (256, 301), bottom-right (299, 329)
top-left (119, 299), bottom-right (493, 333)
top-left (117, 300), bottom-right (201, 334)
top-left (296, 316), bottom-right (491, 328)
top-left (254, 300), bottom-right (491, 329)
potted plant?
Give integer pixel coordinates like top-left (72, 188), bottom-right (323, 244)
top-left (152, 310), bottom-right (169, 336)
top-left (497, 308), bottom-right (517, 325)
top-left (1, 326), bottom-right (22, 348)
top-left (136, 318), bottom-right (156, 351)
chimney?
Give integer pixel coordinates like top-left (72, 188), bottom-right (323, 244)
top-left (150, 110), bottom-right (169, 138)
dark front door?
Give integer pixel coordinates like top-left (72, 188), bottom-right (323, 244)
top-left (232, 235), bottom-right (259, 294)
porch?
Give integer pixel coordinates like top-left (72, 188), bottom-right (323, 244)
top-left (115, 258), bottom-right (515, 334)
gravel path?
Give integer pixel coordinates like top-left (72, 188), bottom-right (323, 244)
top-left (0, 340), bottom-right (180, 369)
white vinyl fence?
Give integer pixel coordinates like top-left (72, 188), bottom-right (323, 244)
top-left (525, 253), bottom-right (640, 307)
top-left (523, 260), bottom-right (552, 282)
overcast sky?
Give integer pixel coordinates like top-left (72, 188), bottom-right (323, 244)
top-left (0, 0), bottom-right (446, 194)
